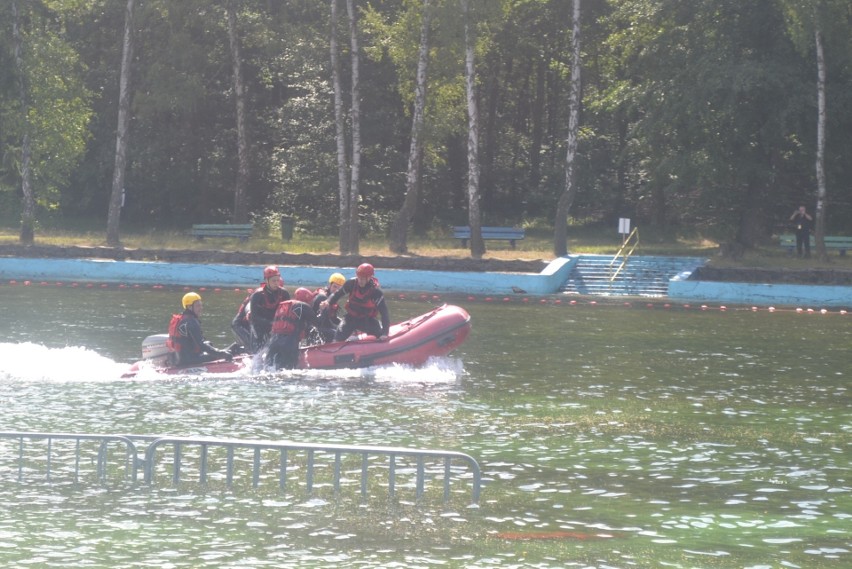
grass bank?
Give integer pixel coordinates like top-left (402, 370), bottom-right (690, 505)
top-left (1, 222), bottom-right (850, 271)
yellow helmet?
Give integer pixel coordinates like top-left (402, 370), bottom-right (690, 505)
top-left (182, 292), bottom-right (202, 309)
top-left (328, 273), bottom-right (346, 286)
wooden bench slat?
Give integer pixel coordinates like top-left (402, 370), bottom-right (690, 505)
top-left (191, 223), bottom-right (254, 241)
top-left (452, 226), bottom-right (525, 249)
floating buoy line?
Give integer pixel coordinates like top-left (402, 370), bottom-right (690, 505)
top-left (3, 279), bottom-right (847, 315)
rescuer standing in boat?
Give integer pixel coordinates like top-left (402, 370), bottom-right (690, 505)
top-left (249, 265), bottom-right (290, 352)
top-left (266, 287), bottom-right (320, 370)
top-left (319, 263), bottom-right (390, 342)
top-left (168, 292), bottom-right (232, 365)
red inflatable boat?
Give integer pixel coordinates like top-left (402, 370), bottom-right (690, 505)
top-left (122, 304), bottom-right (471, 378)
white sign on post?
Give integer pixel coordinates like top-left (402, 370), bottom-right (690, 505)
top-left (618, 217), bottom-right (631, 235)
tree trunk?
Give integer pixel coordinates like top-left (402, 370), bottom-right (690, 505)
top-left (227, 0), bottom-right (250, 224)
top-left (482, 55), bottom-right (499, 208)
top-left (331, 0), bottom-right (350, 253)
top-left (529, 57), bottom-right (545, 191)
top-left (346, 0), bottom-right (361, 255)
top-left (13, 0), bottom-right (34, 245)
top-left (553, 0), bottom-right (581, 257)
top-left (463, 0), bottom-right (484, 258)
top-left (814, 24), bottom-right (828, 261)
top-left (736, 180), bottom-right (762, 249)
top-left (389, 0), bottom-right (431, 255)
top-left (107, 0), bottom-right (135, 247)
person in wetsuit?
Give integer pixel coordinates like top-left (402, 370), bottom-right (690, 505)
top-left (230, 289), bottom-right (253, 352)
top-left (248, 265), bottom-right (290, 352)
top-left (168, 292), bottom-right (232, 366)
top-left (265, 287), bottom-right (320, 370)
top-left (320, 263), bottom-right (390, 342)
top-left (311, 272), bottom-right (345, 343)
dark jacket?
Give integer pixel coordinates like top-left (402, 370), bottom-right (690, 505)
top-left (326, 277), bottom-right (390, 336)
top-left (249, 284), bottom-right (290, 342)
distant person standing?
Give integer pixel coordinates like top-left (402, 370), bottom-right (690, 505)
top-left (789, 205), bottom-right (813, 258)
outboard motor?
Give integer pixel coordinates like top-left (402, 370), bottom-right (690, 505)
top-left (141, 334), bottom-right (172, 367)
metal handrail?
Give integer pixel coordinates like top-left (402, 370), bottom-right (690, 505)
top-left (609, 227), bottom-right (640, 282)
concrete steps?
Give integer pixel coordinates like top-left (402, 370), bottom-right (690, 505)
top-left (560, 255), bottom-right (706, 297)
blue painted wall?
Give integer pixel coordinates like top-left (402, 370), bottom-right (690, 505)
top-left (0, 256), bottom-right (577, 296)
top-left (3, 256), bottom-right (848, 308)
top-left (669, 278), bottom-right (852, 309)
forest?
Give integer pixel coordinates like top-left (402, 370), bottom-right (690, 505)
top-left (1, 0), bottom-right (850, 256)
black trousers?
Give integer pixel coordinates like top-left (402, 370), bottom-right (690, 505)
top-left (795, 230), bottom-right (810, 257)
top-left (334, 315), bottom-right (383, 341)
top-left (266, 333), bottom-right (300, 370)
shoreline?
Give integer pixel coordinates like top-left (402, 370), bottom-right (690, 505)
top-left (2, 243), bottom-right (852, 308)
top-left (0, 243), bottom-right (548, 274)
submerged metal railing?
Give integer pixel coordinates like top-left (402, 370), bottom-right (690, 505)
top-left (0, 432), bottom-right (141, 484)
top-left (0, 432), bottom-right (481, 503)
top-left (144, 436), bottom-right (480, 503)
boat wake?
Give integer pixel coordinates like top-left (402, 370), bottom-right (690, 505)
top-left (155, 356), bottom-right (466, 387)
top-left (0, 342), bottom-right (464, 386)
top-left (0, 342), bottom-right (131, 383)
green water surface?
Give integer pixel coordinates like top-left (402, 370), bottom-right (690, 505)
top-left (0, 284), bottom-right (849, 568)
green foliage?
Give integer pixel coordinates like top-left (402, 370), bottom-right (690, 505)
top-left (0, 0), bottom-right (851, 245)
top-left (0, 1), bottom-right (92, 210)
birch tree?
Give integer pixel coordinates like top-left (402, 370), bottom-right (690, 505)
top-left (107, 0), bottom-right (135, 247)
top-left (389, 0), bottom-right (431, 254)
top-left (813, 21), bottom-right (827, 260)
top-left (9, 0), bottom-right (90, 244)
top-left (227, 0), bottom-right (250, 223)
top-left (781, 0), bottom-right (848, 261)
top-left (331, 0), bottom-right (351, 252)
top-left (12, 0), bottom-right (34, 244)
top-left (345, 0), bottom-right (362, 254)
top-left (462, 0), bottom-right (484, 258)
top-left (554, 0), bottom-right (581, 257)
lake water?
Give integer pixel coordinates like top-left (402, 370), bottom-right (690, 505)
top-left (0, 283), bottom-right (849, 568)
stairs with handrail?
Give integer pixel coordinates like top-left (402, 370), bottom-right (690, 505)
top-left (560, 255), bottom-right (707, 297)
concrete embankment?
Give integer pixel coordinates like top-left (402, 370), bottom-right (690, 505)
top-left (0, 254), bottom-right (574, 296)
top-left (1, 244), bottom-right (850, 308)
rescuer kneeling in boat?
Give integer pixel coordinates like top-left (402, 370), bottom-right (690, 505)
top-left (168, 292), bottom-right (233, 366)
top-left (311, 272), bottom-right (346, 343)
top-left (266, 287), bottom-right (320, 370)
top-left (319, 263), bottom-right (390, 342)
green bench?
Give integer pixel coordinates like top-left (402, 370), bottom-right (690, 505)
top-left (779, 234), bottom-right (852, 256)
top-left (453, 226), bottom-right (525, 249)
top-left (190, 223), bottom-right (254, 242)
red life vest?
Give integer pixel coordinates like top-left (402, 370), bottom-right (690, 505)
top-left (345, 277), bottom-right (380, 318)
top-left (166, 313), bottom-right (182, 351)
top-left (271, 300), bottom-right (299, 335)
top-left (166, 312), bottom-right (200, 354)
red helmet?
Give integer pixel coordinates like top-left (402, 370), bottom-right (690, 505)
top-left (294, 287), bottom-right (314, 304)
top-left (356, 263), bottom-right (374, 278)
top-left (263, 266), bottom-right (281, 280)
